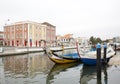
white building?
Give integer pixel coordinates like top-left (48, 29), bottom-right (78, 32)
top-left (113, 36), bottom-right (120, 43)
top-left (56, 34), bottom-right (75, 46)
top-left (75, 37), bottom-right (89, 47)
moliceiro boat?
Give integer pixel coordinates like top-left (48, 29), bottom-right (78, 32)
top-left (76, 42), bottom-right (115, 65)
top-left (46, 49), bottom-right (81, 64)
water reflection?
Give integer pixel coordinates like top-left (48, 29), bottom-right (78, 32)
top-left (46, 63), bottom-right (80, 84)
top-left (0, 58), bottom-right (5, 84)
top-left (2, 53), bottom-right (54, 84)
top-left (103, 65), bottom-right (108, 84)
top-left (1, 50), bottom-right (120, 84)
top-left (80, 65), bottom-right (108, 84)
top-left (4, 53), bottom-right (54, 77)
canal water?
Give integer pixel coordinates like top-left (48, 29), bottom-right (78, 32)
top-left (0, 49), bottom-right (120, 84)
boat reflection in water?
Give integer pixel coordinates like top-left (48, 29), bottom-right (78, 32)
top-left (80, 65), bottom-right (108, 84)
top-left (47, 63), bottom-right (83, 84)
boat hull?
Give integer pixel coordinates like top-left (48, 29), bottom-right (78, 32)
top-left (76, 42), bottom-right (115, 65)
top-left (47, 50), bottom-right (80, 64)
top-left (80, 57), bottom-right (111, 65)
top-left (50, 57), bottom-right (78, 64)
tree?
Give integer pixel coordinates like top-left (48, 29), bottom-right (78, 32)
top-left (89, 36), bottom-right (102, 45)
top-left (90, 36), bottom-right (96, 45)
top-left (96, 37), bottom-right (102, 43)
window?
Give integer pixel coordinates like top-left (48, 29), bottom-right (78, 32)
top-left (25, 33), bottom-right (27, 39)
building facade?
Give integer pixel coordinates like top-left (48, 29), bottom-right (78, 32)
top-left (0, 31), bottom-right (4, 46)
top-left (4, 21), bottom-right (56, 47)
top-left (75, 37), bottom-right (89, 47)
top-left (113, 36), bottom-right (120, 43)
top-left (56, 34), bottom-right (75, 46)
top-left (42, 22), bottom-right (56, 47)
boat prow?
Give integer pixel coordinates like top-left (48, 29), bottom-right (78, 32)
top-left (46, 49), bottom-right (80, 64)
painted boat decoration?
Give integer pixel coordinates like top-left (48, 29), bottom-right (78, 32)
top-left (46, 49), bottom-right (81, 64)
top-left (76, 42), bottom-right (115, 65)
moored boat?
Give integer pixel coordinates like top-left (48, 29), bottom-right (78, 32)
top-left (46, 49), bottom-right (81, 64)
top-left (76, 42), bottom-right (115, 65)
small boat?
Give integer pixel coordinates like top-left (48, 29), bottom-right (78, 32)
top-left (46, 49), bottom-right (81, 64)
top-left (76, 42), bottom-right (115, 65)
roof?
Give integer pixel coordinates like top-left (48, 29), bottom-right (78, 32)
top-left (4, 20), bottom-right (41, 26)
top-left (14, 20), bottom-right (40, 24)
top-left (61, 34), bottom-right (73, 39)
top-left (42, 22), bottom-right (55, 28)
top-left (0, 31), bottom-right (4, 33)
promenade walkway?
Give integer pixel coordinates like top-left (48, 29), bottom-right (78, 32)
top-left (0, 46), bottom-right (76, 56)
top-left (108, 51), bottom-right (120, 65)
top-left (0, 47), bottom-right (44, 56)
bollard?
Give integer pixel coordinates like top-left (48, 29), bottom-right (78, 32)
top-left (43, 47), bottom-right (47, 54)
top-left (114, 44), bottom-right (116, 55)
top-left (96, 43), bottom-right (101, 84)
top-left (62, 45), bottom-right (64, 55)
top-left (96, 43), bottom-right (101, 66)
top-left (104, 44), bottom-right (107, 64)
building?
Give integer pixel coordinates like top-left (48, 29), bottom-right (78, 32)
top-left (56, 34), bottom-right (75, 46)
top-left (4, 21), bottom-right (56, 47)
top-left (113, 36), bottom-right (120, 43)
top-left (0, 31), bottom-right (4, 46)
top-left (41, 22), bottom-right (56, 47)
top-left (75, 37), bottom-right (89, 47)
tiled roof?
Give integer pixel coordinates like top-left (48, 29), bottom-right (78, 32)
top-left (42, 22), bottom-right (55, 27)
top-left (14, 20), bottom-right (40, 24)
top-left (61, 34), bottom-right (73, 39)
top-left (0, 31), bottom-right (4, 33)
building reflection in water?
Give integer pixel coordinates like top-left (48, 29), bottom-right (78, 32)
top-left (0, 48), bottom-right (114, 84)
top-left (0, 58), bottom-right (5, 84)
top-left (3, 53), bottom-right (54, 79)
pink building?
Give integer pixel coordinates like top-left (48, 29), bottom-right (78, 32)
top-left (4, 21), bottom-right (56, 47)
top-left (0, 31), bottom-right (4, 46)
top-left (42, 22), bottom-right (56, 46)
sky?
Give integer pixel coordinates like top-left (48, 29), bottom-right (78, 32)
top-left (0, 0), bottom-right (120, 40)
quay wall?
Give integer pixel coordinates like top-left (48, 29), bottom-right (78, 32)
top-left (0, 46), bottom-right (76, 56)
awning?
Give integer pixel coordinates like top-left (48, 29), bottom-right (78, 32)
top-left (0, 38), bottom-right (4, 40)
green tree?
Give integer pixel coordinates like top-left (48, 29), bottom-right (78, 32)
top-left (90, 36), bottom-right (96, 45)
top-left (89, 36), bottom-right (102, 45)
top-left (96, 37), bottom-right (102, 43)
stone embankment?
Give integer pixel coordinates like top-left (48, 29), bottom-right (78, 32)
top-left (0, 47), bottom-right (44, 56)
top-left (0, 46), bottom-right (76, 56)
top-left (108, 52), bottom-right (120, 65)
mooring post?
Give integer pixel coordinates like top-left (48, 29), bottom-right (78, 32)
top-left (114, 44), bottom-right (116, 55)
top-left (43, 47), bottom-right (47, 54)
top-left (104, 44), bottom-right (107, 64)
top-left (97, 43), bottom-right (101, 66)
top-left (62, 45), bottom-right (64, 55)
top-left (96, 43), bottom-right (101, 84)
